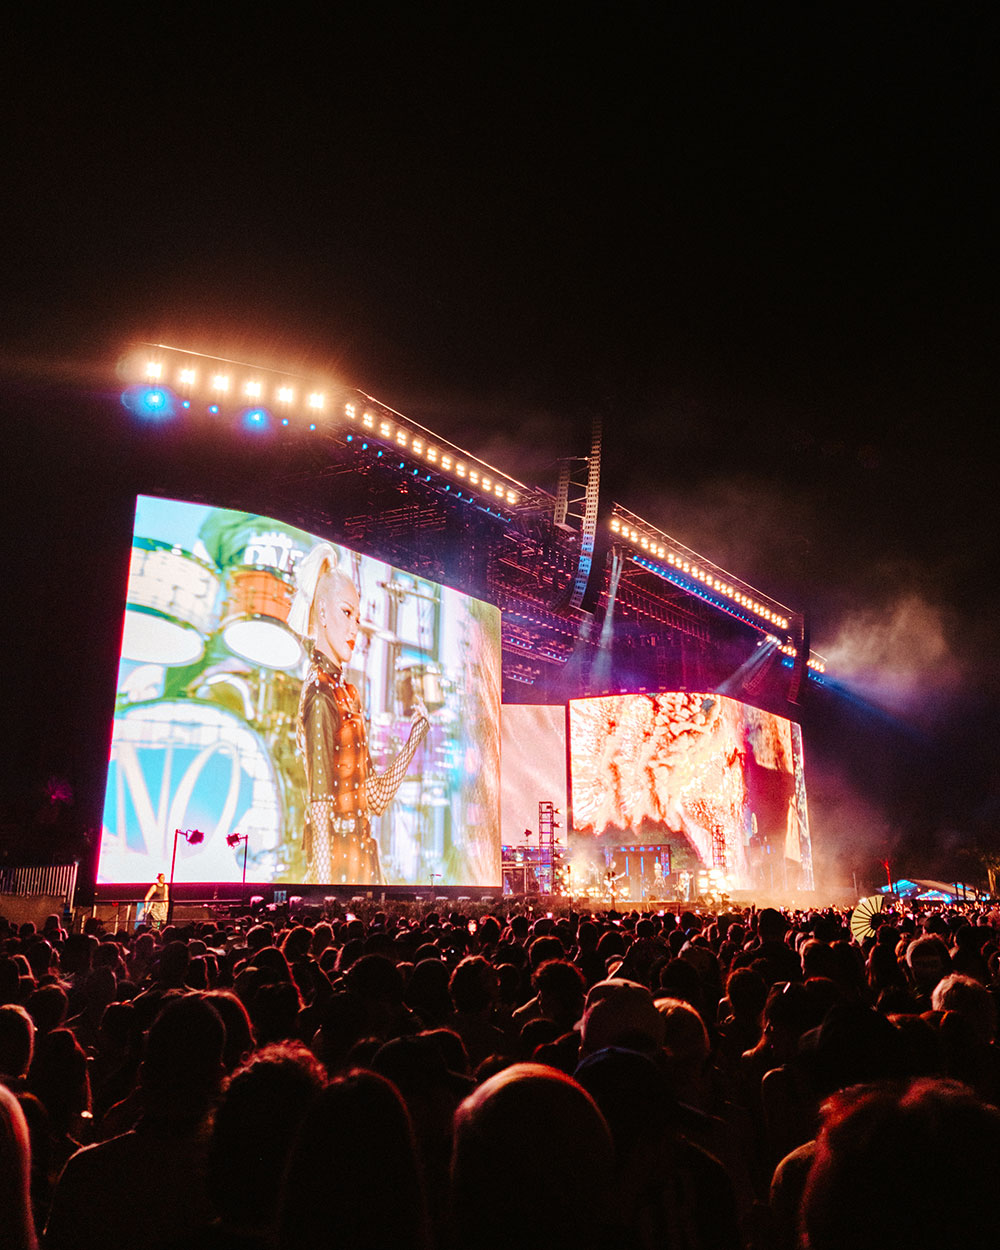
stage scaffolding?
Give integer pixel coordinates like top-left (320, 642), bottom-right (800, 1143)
top-left (120, 344), bottom-right (827, 713)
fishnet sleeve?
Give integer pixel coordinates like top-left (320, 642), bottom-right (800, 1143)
top-left (366, 717), bottom-right (429, 816)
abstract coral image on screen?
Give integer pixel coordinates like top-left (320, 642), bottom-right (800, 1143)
top-left (99, 495), bottom-right (501, 887)
top-left (568, 693), bottom-right (812, 892)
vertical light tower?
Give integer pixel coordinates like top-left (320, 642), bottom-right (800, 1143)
top-left (569, 415), bottom-right (603, 610)
top-left (787, 611), bottom-right (810, 703)
top-left (538, 801), bottom-right (560, 893)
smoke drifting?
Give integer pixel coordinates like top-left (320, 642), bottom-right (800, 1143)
top-left (804, 589), bottom-right (982, 894)
top-left (805, 760), bottom-right (894, 897)
top-left (822, 594), bottom-right (965, 727)
top-left (622, 472), bottom-right (818, 608)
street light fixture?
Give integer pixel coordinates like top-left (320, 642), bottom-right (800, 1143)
top-left (168, 828), bottom-right (204, 924)
top-left (226, 832), bottom-right (250, 902)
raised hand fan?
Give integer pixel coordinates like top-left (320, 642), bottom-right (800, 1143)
top-left (850, 894), bottom-right (884, 942)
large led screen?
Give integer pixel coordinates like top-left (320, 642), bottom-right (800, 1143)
top-left (568, 692), bottom-right (812, 892)
top-left (500, 705), bottom-right (568, 844)
top-left (100, 496), bottom-right (501, 887)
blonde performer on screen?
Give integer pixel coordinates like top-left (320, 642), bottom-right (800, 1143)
top-left (288, 543), bottom-right (429, 884)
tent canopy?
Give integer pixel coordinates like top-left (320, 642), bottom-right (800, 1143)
top-left (879, 879), bottom-right (982, 902)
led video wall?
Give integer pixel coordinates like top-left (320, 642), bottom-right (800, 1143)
top-left (100, 495), bottom-right (501, 887)
top-left (568, 692), bottom-right (813, 892)
top-left (499, 704), bottom-right (568, 846)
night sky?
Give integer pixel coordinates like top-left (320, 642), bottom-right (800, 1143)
top-left (4, 7), bottom-right (999, 891)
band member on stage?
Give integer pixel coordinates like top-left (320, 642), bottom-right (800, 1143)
top-left (289, 543), bottom-right (429, 885)
top-left (144, 873), bottom-right (168, 928)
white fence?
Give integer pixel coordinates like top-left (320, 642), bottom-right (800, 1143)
top-left (0, 864), bottom-right (78, 907)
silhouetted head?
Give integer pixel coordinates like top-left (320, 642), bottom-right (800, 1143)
top-left (451, 1063), bottom-right (612, 1250)
top-left (279, 1069), bottom-right (429, 1250)
top-left (803, 1079), bottom-right (1000, 1250)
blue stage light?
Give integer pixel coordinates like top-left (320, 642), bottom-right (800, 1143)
top-left (209, 404), bottom-right (220, 414)
top-left (182, 400), bottom-right (191, 409)
top-left (281, 417), bottom-right (289, 426)
top-left (122, 385), bottom-right (176, 421)
top-left (346, 434), bottom-right (353, 442)
top-left (309, 423), bottom-right (316, 431)
top-left (241, 408), bottom-right (271, 433)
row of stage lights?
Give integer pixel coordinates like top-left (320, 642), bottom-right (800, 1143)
top-left (342, 402), bottom-right (520, 505)
top-left (143, 359), bottom-right (329, 412)
top-left (137, 358), bottom-right (521, 508)
top-left (629, 548), bottom-right (826, 675)
top-left (612, 515), bottom-right (790, 631)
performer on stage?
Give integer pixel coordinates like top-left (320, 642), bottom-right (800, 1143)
top-left (143, 872), bottom-right (168, 929)
top-left (604, 861), bottom-right (625, 904)
top-left (289, 543), bottom-right (429, 885)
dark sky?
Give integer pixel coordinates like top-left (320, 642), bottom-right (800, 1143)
top-left (4, 7), bottom-right (999, 887)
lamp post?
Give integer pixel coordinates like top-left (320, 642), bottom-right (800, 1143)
top-left (168, 828), bottom-right (204, 924)
top-left (226, 832), bottom-right (249, 903)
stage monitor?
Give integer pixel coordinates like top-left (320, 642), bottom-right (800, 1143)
top-left (568, 692), bottom-right (812, 893)
top-left (99, 495), bottom-right (501, 888)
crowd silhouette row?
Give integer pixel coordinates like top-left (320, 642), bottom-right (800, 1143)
top-left (2, 897), bottom-right (1000, 1249)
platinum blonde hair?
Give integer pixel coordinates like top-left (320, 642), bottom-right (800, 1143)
top-left (287, 542), bottom-right (353, 639)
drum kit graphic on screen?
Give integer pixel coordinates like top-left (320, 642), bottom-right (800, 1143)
top-left (122, 538), bottom-right (308, 672)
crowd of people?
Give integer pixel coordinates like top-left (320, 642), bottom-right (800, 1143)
top-left (1, 896), bottom-right (1000, 1249)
